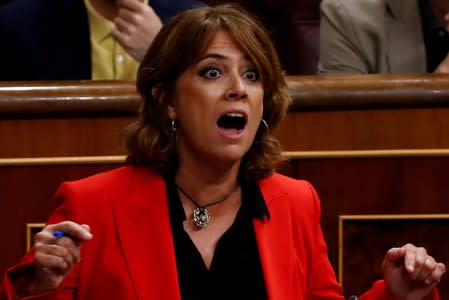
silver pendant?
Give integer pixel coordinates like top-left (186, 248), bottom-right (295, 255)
top-left (193, 207), bottom-right (211, 227)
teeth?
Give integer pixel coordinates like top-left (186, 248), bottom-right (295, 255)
top-left (226, 112), bottom-right (244, 117)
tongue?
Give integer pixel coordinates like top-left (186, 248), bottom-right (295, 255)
top-left (218, 127), bottom-right (242, 135)
top-left (224, 127), bottom-right (239, 132)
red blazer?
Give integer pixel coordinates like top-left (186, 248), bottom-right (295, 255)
top-left (1, 167), bottom-right (438, 299)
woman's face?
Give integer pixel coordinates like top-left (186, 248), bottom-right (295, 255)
top-left (170, 30), bottom-right (264, 166)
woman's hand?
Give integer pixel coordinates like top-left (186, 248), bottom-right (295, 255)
top-left (28, 221), bottom-right (92, 294)
top-left (383, 243), bottom-right (446, 300)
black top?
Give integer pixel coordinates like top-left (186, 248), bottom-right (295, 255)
top-left (165, 178), bottom-right (270, 300)
top-left (419, 0), bottom-right (449, 72)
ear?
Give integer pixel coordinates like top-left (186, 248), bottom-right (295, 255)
top-left (151, 86), bottom-right (160, 99)
top-left (167, 104), bottom-right (176, 120)
top-left (152, 85), bottom-right (175, 119)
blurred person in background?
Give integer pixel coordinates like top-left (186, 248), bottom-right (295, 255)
top-left (0, 0), bottom-right (204, 80)
top-left (319, 0), bottom-right (449, 74)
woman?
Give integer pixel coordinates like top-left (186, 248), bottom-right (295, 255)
top-left (1, 4), bottom-right (445, 299)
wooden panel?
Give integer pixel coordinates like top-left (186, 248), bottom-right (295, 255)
top-left (26, 224), bottom-right (45, 252)
top-left (0, 117), bottom-right (132, 158)
top-left (0, 80), bottom-right (137, 158)
top-left (276, 108), bottom-right (449, 150)
top-left (0, 163), bottom-right (122, 276)
top-left (340, 216), bottom-right (449, 299)
top-left (285, 157), bottom-right (449, 298)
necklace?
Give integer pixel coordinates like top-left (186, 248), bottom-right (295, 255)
top-left (175, 183), bottom-right (239, 227)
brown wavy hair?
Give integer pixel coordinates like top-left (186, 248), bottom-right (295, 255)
top-left (124, 4), bottom-right (291, 181)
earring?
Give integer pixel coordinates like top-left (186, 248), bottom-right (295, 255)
top-left (170, 119), bottom-right (177, 146)
top-left (171, 119), bottom-right (176, 134)
top-left (254, 118), bottom-right (269, 143)
top-left (261, 118), bottom-right (269, 131)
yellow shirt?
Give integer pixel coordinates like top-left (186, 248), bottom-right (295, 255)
top-left (84, 0), bottom-right (141, 80)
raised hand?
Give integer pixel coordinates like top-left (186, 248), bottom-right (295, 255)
top-left (112, 0), bottom-right (163, 61)
top-left (383, 243), bottom-right (446, 300)
top-left (28, 221), bottom-right (93, 295)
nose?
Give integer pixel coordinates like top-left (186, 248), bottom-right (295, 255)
top-left (226, 73), bottom-right (248, 101)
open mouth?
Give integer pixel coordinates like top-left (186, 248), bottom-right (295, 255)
top-left (217, 112), bottom-right (247, 131)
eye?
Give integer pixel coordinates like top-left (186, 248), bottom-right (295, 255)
top-left (243, 69), bottom-right (260, 82)
top-left (199, 66), bottom-right (222, 80)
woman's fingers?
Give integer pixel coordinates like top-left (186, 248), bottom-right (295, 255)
top-left (43, 221), bottom-right (93, 243)
top-left (398, 243), bottom-right (446, 285)
top-left (32, 221), bottom-right (93, 289)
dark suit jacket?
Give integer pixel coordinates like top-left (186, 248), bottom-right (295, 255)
top-left (1, 166), bottom-right (429, 299)
top-left (0, 0), bottom-right (204, 80)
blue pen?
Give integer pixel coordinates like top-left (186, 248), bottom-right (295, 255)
top-left (52, 230), bottom-right (66, 238)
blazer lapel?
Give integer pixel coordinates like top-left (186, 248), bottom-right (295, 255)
top-left (385, 0), bottom-right (426, 72)
top-left (111, 168), bottom-right (180, 300)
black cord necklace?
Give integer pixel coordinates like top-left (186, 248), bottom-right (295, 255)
top-left (175, 183), bottom-right (239, 227)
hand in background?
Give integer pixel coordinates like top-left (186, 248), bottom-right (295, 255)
top-left (383, 243), bottom-right (446, 300)
top-left (28, 221), bottom-right (92, 295)
top-left (434, 52), bottom-right (449, 73)
top-left (434, 13), bottom-right (449, 73)
top-left (112, 0), bottom-right (163, 62)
